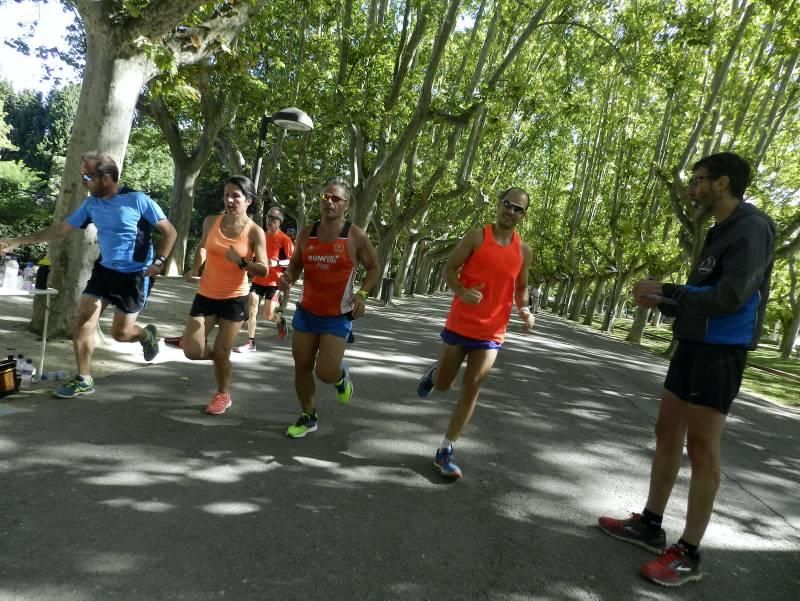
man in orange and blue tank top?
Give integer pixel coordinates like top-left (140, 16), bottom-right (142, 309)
top-left (279, 177), bottom-right (379, 438)
top-left (417, 187), bottom-right (535, 479)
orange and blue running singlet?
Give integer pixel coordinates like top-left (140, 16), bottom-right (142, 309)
top-left (445, 224), bottom-right (522, 344)
top-left (198, 215), bottom-right (254, 300)
top-left (299, 221), bottom-right (356, 317)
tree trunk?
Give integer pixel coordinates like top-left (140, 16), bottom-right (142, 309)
top-left (582, 277), bottom-right (605, 326)
top-left (779, 308), bottom-right (800, 358)
top-left (540, 281), bottom-right (552, 311)
top-left (626, 305), bottom-right (651, 344)
top-left (552, 280), bottom-right (567, 314)
top-left (650, 308), bottom-right (662, 327)
top-left (164, 164), bottom-right (199, 275)
top-left (559, 279), bottom-right (575, 317)
top-left (567, 278), bottom-right (589, 321)
top-left (601, 272), bottom-right (628, 333)
top-left (33, 37), bottom-right (154, 337)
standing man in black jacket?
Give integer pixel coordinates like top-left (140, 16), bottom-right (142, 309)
top-left (598, 152), bottom-right (776, 587)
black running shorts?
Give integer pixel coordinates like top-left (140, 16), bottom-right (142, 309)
top-left (664, 340), bottom-right (747, 415)
top-left (250, 283), bottom-right (279, 302)
top-left (83, 261), bottom-right (150, 314)
top-left (190, 294), bottom-right (249, 322)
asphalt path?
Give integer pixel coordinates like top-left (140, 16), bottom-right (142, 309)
top-left (1, 294), bottom-right (798, 600)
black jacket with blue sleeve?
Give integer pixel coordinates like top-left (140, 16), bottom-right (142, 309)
top-left (659, 202), bottom-right (776, 350)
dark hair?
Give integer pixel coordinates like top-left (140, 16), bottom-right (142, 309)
top-left (323, 176), bottom-right (351, 200)
top-left (81, 151), bottom-right (119, 182)
top-left (226, 175), bottom-right (258, 200)
top-left (499, 187), bottom-right (530, 208)
top-left (692, 152), bottom-right (751, 200)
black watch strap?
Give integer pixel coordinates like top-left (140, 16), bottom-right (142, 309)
top-left (239, 256), bottom-right (248, 269)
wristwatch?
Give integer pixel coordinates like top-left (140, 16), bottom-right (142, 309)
top-left (355, 289), bottom-right (369, 301)
top-left (238, 256), bottom-right (248, 270)
top-left (152, 255), bottom-right (166, 267)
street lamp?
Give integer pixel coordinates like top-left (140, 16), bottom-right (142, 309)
top-left (271, 107), bottom-right (314, 132)
top-left (253, 107), bottom-right (314, 191)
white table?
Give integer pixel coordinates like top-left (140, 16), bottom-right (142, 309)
top-left (0, 287), bottom-right (59, 377)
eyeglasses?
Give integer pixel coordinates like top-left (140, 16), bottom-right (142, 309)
top-left (501, 198), bottom-right (526, 215)
top-left (688, 175), bottom-right (715, 187)
top-left (267, 214), bottom-right (282, 221)
top-left (321, 192), bottom-right (347, 203)
top-left (81, 173), bottom-right (101, 183)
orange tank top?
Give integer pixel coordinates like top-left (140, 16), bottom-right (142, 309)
top-left (445, 224), bottom-right (522, 343)
top-left (198, 215), bottom-right (254, 299)
top-left (253, 229), bottom-right (293, 287)
top-left (299, 221), bottom-right (356, 316)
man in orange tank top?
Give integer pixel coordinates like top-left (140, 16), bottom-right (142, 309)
top-left (234, 206), bottom-right (294, 352)
top-left (417, 187), bottom-right (535, 479)
top-left (279, 177), bottom-right (379, 438)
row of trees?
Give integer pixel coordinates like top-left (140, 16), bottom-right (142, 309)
top-left (1, 0), bottom-right (798, 356)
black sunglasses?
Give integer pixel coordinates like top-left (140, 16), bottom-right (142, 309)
top-left (267, 214), bottom-right (283, 221)
top-left (501, 198), bottom-right (526, 214)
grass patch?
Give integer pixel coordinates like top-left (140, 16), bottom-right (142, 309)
top-left (563, 312), bottom-right (799, 408)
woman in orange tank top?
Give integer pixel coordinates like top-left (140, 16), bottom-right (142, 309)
top-left (181, 176), bottom-right (268, 415)
top-left (416, 187), bottom-right (536, 481)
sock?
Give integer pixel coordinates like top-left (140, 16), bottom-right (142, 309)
top-left (249, 337), bottom-right (255, 343)
top-left (677, 538), bottom-right (699, 558)
top-left (334, 370), bottom-right (346, 390)
top-left (78, 374), bottom-right (92, 383)
top-left (440, 437), bottom-right (454, 451)
top-left (640, 508), bottom-right (663, 529)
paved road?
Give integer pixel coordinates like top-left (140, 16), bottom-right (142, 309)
top-left (1, 294), bottom-right (798, 600)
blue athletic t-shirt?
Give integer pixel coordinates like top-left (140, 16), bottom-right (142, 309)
top-left (66, 188), bottom-right (167, 273)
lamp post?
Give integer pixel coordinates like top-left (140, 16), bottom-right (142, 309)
top-left (252, 107), bottom-right (313, 192)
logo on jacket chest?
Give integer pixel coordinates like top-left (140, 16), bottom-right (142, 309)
top-left (698, 256), bottom-right (716, 274)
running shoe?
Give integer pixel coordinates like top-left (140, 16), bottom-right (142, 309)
top-left (597, 513), bottom-right (667, 554)
top-left (417, 361), bottom-right (438, 398)
top-left (286, 411), bottom-right (318, 438)
top-left (141, 324), bottom-right (160, 361)
top-left (234, 340), bottom-right (257, 353)
top-left (335, 363), bottom-right (353, 404)
top-left (434, 445), bottom-right (462, 479)
top-left (640, 544), bottom-right (702, 587)
top-left (276, 313), bottom-right (289, 341)
top-left (164, 336), bottom-right (183, 349)
top-left (53, 376), bottom-right (95, 399)
top-left (205, 392), bottom-right (232, 415)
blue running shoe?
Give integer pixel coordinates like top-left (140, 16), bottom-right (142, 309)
top-left (54, 376), bottom-right (95, 399)
top-left (434, 445), bottom-right (462, 479)
top-left (417, 361), bottom-right (438, 398)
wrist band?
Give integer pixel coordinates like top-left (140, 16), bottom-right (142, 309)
top-left (355, 289), bottom-right (369, 300)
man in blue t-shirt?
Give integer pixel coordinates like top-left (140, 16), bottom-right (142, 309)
top-left (0, 151), bottom-right (177, 398)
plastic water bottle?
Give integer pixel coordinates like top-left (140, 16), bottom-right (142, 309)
top-left (2, 256), bottom-right (19, 290)
top-left (22, 262), bottom-right (35, 291)
top-left (40, 370), bottom-right (68, 381)
top-left (20, 358), bottom-right (35, 389)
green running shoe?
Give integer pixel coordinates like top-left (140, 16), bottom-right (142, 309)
top-left (286, 411), bottom-right (318, 438)
top-left (141, 324), bottom-right (160, 361)
top-left (335, 363), bottom-right (353, 404)
top-left (53, 376), bottom-right (95, 399)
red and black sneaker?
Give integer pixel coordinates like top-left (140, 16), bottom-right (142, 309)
top-left (164, 335), bottom-right (183, 349)
top-left (640, 544), bottom-right (702, 587)
top-left (598, 512), bottom-right (666, 554)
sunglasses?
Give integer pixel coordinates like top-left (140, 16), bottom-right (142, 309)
top-left (688, 175), bottom-right (715, 187)
top-left (267, 214), bottom-right (283, 221)
top-left (501, 198), bottom-right (526, 215)
top-left (321, 192), bottom-right (347, 203)
top-left (81, 172), bottom-right (101, 183)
